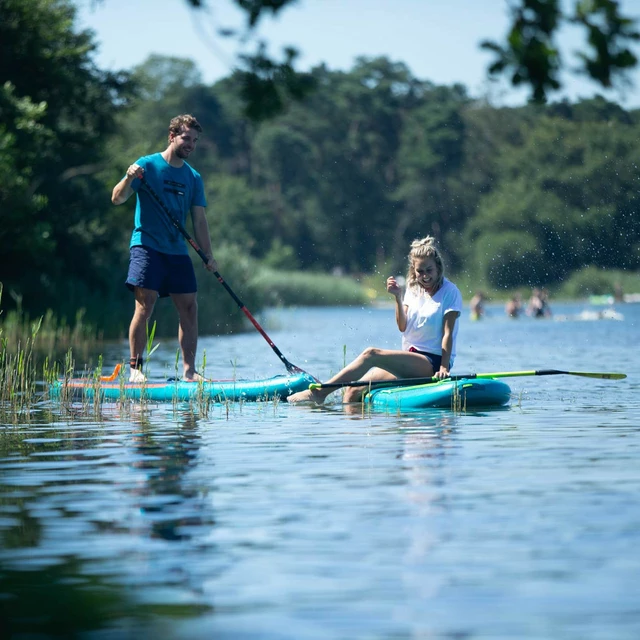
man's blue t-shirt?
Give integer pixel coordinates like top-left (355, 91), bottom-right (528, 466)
top-left (129, 153), bottom-right (207, 255)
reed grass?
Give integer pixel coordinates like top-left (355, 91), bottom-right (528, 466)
top-left (0, 285), bottom-right (102, 359)
top-left (0, 341), bottom-right (290, 425)
top-left (0, 313), bottom-right (45, 423)
top-left (0, 306), bottom-right (295, 422)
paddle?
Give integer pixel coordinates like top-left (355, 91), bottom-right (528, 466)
top-left (309, 369), bottom-right (627, 391)
top-left (138, 174), bottom-right (312, 377)
top-left (100, 363), bottom-right (122, 382)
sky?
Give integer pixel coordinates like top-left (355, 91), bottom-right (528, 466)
top-left (75, 0), bottom-right (640, 108)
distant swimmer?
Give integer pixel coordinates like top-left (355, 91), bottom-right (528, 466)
top-left (470, 291), bottom-right (485, 321)
top-left (527, 287), bottom-right (552, 318)
top-left (614, 282), bottom-right (624, 303)
top-left (505, 294), bottom-right (522, 318)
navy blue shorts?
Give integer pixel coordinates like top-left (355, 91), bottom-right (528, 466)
top-left (126, 246), bottom-right (197, 298)
top-left (408, 347), bottom-right (444, 372)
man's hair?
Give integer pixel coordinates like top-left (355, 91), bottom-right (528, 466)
top-left (168, 114), bottom-right (202, 139)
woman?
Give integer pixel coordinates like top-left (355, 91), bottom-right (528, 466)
top-left (287, 236), bottom-right (462, 404)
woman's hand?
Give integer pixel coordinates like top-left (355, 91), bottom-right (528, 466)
top-left (387, 276), bottom-right (402, 298)
top-left (434, 365), bottom-right (450, 380)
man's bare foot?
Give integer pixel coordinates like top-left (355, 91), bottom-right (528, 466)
top-left (286, 389), bottom-right (325, 404)
top-left (183, 371), bottom-right (209, 382)
top-left (129, 368), bottom-right (146, 383)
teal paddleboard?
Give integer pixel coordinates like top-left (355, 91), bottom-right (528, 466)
top-left (52, 372), bottom-right (315, 403)
top-left (365, 378), bottom-right (511, 410)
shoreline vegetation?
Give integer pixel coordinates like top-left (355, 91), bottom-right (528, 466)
top-left (2, 265), bottom-right (639, 350)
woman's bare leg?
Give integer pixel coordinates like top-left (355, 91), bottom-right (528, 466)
top-left (287, 348), bottom-right (435, 404)
top-left (342, 367), bottom-right (396, 403)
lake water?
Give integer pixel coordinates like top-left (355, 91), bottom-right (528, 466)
top-left (1, 301), bottom-right (639, 639)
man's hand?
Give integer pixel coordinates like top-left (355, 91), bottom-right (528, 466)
top-left (126, 164), bottom-right (143, 181)
top-left (112, 163), bottom-right (142, 205)
top-left (204, 254), bottom-right (218, 273)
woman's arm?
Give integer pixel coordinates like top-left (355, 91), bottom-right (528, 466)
top-left (387, 277), bottom-right (407, 331)
top-left (436, 311), bottom-right (460, 378)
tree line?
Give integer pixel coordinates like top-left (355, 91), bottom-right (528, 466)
top-left (2, 0), bottom-right (639, 337)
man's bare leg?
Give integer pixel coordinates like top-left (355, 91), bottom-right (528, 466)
top-left (129, 287), bottom-right (158, 381)
top-left (171, 292), bottom-right (201, 380)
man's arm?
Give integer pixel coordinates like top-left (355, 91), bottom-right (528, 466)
top-left (192, 206), bottom-right (217, 272)
top-left (112, 164), bottom-right (142, 205)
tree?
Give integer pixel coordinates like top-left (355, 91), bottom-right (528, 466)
top-left (482, 0), bottom-right (639, 103)
top-left (0, 0), bottom-right (133, 320)
top-left (174, 0), bottom-right (640, 116)
top-left (462, 102), bottom-right (640, 287)
top-left (393, 85), bottom-right (468, 272)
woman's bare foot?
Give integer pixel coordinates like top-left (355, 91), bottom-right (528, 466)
top-left (286, 388), bottom-right (325, 404)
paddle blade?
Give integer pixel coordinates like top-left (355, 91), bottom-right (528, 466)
top-left (100, 364), bottom-right (122, 382)
top-left (460, 369), bottom-right (627, 381)
top-left (565, 371), bottom-right (626, 380)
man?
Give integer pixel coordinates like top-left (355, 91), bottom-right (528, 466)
top-left (111, 114), bottom-right (217, 382)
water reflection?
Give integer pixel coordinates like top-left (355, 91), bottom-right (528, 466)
top-left (0, 410), bottom-right (216, 636)
top-left (127, 411), bottom-right (209, 542)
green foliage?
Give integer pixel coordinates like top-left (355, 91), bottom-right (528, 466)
top-left (462, 106), bottom-right (640, 285)
top-left (0, 0), bottom-right (134, 323)
top-left (182, 0), bottom-right (640, 111)
top-left (393, 84), bottom-right (469, 272)
top-left (572, 0), bottom-right (640, 88)
top-left (249, 269), bottom-right (370, 307)
top-left (482, 0), bottom-right (639, 102)
top-left (4, 0), bottom-right (640, 346)
top-left (235, 44), bottom-right (316, 121)
top-left (469, 229), bottom-right (543, 290)
top-left (262, 238), bottom-right (299, 270)
top-left (205, 174), bottom-right (274, 255)
top-left (482, 0), bottom-right (562, 102)
top-left (556, 266), bottom-right (640, 297)
top-left (0, 81), bottom-right (50, 255)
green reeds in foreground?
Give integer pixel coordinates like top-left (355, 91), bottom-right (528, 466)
top-left (0, 333), bottom-right (286, 422)
top-left (0, 285), bottom-right (103, 359)
top-left (0, 316), bottom-right (58, 423)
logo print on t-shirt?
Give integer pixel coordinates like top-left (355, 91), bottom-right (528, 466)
top-left (164, 179), bottom-right (185, 197)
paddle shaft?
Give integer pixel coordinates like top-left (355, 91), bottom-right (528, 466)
top-left (309, 369), bottom-right (626, 391)
top-left (138, 175), bottom-right (307, 376)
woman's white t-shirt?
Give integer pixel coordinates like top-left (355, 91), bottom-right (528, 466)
top-left (401, 278), bottom-right (463, 360)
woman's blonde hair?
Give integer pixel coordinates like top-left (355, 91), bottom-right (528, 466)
top-left (406, 236), bottom-right (445, 291)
